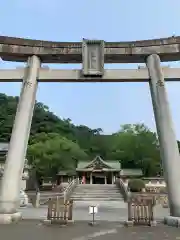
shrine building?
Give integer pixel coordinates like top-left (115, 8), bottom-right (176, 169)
top-left (75, 155), bottom-right (142, 184)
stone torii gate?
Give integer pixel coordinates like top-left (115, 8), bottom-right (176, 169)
top-left (0, 36), bottom-right (180, 225)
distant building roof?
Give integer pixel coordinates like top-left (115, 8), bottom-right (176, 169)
top-left (0, 143), bottom-right (30, 168)
top-left (57, 170), bottom-right (76, 176)
top-left (120, 169), bottom-right (143, 176)
top-left (0, 143), bottom-right (9, 152)
top-left (143, 177), bottom-right (164, 180)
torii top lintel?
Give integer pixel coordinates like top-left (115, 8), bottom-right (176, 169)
top-left (0, 35), bottom-right (180, 63)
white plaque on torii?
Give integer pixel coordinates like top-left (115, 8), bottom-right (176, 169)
top-left (82, 39), bottom-right (104, 76)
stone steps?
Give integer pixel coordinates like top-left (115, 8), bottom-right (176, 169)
top-left (71, 184), bottom-right (124, 201)
top-left (72, 197), bottom-right (123, 201)
top-left (72, 193), bottom-right (121, 195)
top-left (74, 189), bottom-right (120, 192)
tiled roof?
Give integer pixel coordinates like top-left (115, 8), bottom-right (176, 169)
top-left (120, 169), bottom-right (143, 176)
top-left (57, 170), bottom-right (76, 176)
top-left (77, 155), bottom-right (121, 170)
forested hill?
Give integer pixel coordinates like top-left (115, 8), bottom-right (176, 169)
top-left (0, 92), bottom-right (101, 142)
top-left (0, 92), bottom-right (176, 177)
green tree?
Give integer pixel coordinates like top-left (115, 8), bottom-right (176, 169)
top-left (27, 133), bottom-right (88, 179)
top-left (111, 124), bottom-right (161, 176)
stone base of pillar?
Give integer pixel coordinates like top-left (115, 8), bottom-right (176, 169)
top-left (164, 216), bottom-right (180, 227)
top-left (0, 212), bottom-right (22, 224)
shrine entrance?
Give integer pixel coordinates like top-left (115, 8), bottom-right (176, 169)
top-left (92, 173), bottom-right (105, 184)
top-left (92, 175), bottom-right (105, 184)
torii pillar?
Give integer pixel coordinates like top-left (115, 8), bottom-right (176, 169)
top-left (0, 56), bottom-right (40, 224)
top-left (147, 54), bottom-right (180, 225)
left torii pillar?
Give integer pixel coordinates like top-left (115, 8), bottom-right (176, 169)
top-left (0, 55), bottom-right (41, 224)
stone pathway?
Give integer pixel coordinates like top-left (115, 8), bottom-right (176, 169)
top-left (1, 221), bottom-right (180, 240)
top-left (0, 202), bottom-right (177, 240)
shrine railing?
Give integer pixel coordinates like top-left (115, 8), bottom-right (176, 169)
top-left (116, 178), bottom-right (130, 202)
top-left (64, 178), bottom-right (79, 202)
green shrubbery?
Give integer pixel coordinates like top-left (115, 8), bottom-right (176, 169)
top-left (128, 179), bottom-right (145, 192)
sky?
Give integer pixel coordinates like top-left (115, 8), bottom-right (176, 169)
top-left (0, 0), bottom-right (180, 137)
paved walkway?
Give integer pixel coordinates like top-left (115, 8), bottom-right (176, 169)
top-left (1, 221), bottom-right (180, 240)
top-left (0, 201), bottom-right (177, 240)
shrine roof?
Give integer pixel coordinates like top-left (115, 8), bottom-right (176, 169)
top-left (77, 155), bottom-right (121, 170)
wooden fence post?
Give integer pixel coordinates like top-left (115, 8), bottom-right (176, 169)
top-left (125, 194), bottom-right (156, 227)
top-left (68, 199), bottom-right (73, 220)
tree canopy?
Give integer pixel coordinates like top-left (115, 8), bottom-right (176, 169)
top-left (28, 132), bottom-right (88, 178)
top-left (0, 92), bottom-right (177, 178)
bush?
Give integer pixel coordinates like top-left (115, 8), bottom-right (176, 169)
top-left (128, 179), bottom-right (145, 192)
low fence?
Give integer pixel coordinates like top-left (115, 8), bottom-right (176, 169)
top-left (27, 191), bottom-right (64, 207)
top-left (117, 178), bottom-right (168, 206)
top-left (126, 194), bottom-right (156, 226)
top-left (27, 178), bottom-right (79, 207)
top-left (47, 196), bottom-right (73, 224)
top-left (146, 185), bottom-right (167, 194)
top-left (154, 194), bottom-right (169, 208)
top-left (119, 178), bottom-right (167, 194)
top-left (131, 192), bottom-right (169, 208)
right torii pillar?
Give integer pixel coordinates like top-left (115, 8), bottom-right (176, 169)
top-left (147, 54), bottom-right (180, 225)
